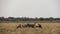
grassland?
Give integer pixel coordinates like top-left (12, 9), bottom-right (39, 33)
top-left (0, 22), bottom-right (60, 34)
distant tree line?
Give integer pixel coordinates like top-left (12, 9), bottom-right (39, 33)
top-left (0, 17), bottom-right (60, 22)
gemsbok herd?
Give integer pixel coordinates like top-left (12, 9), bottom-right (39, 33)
top-left (16, 22), bottom-right (42, 29)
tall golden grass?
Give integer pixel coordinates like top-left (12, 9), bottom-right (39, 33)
top-left (0, 23), bottom-right (60, 34)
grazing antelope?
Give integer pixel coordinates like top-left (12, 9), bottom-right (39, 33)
top-left (34, 22), bottom-right (42, 28)
top-left (26, 24), bottom-right (34, 28)
top-left (16, 23), bottom-right (42, 29)
top-left (16, 24), bottom-right (22, 29)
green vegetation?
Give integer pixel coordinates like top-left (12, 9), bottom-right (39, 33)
top-left (0, 17), bottom-right (60, 22)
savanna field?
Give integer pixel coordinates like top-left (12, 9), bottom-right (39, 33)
top-left (0, 22), bottom-right (60, 34)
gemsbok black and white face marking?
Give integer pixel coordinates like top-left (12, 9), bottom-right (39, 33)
top-left (34, 23), bottom-right (42, 28)
top-left (16, 24), bottom-right (21, 29)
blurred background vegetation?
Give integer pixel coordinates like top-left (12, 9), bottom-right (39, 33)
top-left (0, 17), bottom-right (60, 23)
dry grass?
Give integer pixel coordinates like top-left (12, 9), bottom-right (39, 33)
top-left (0, 23), bottom-right (60, 34)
